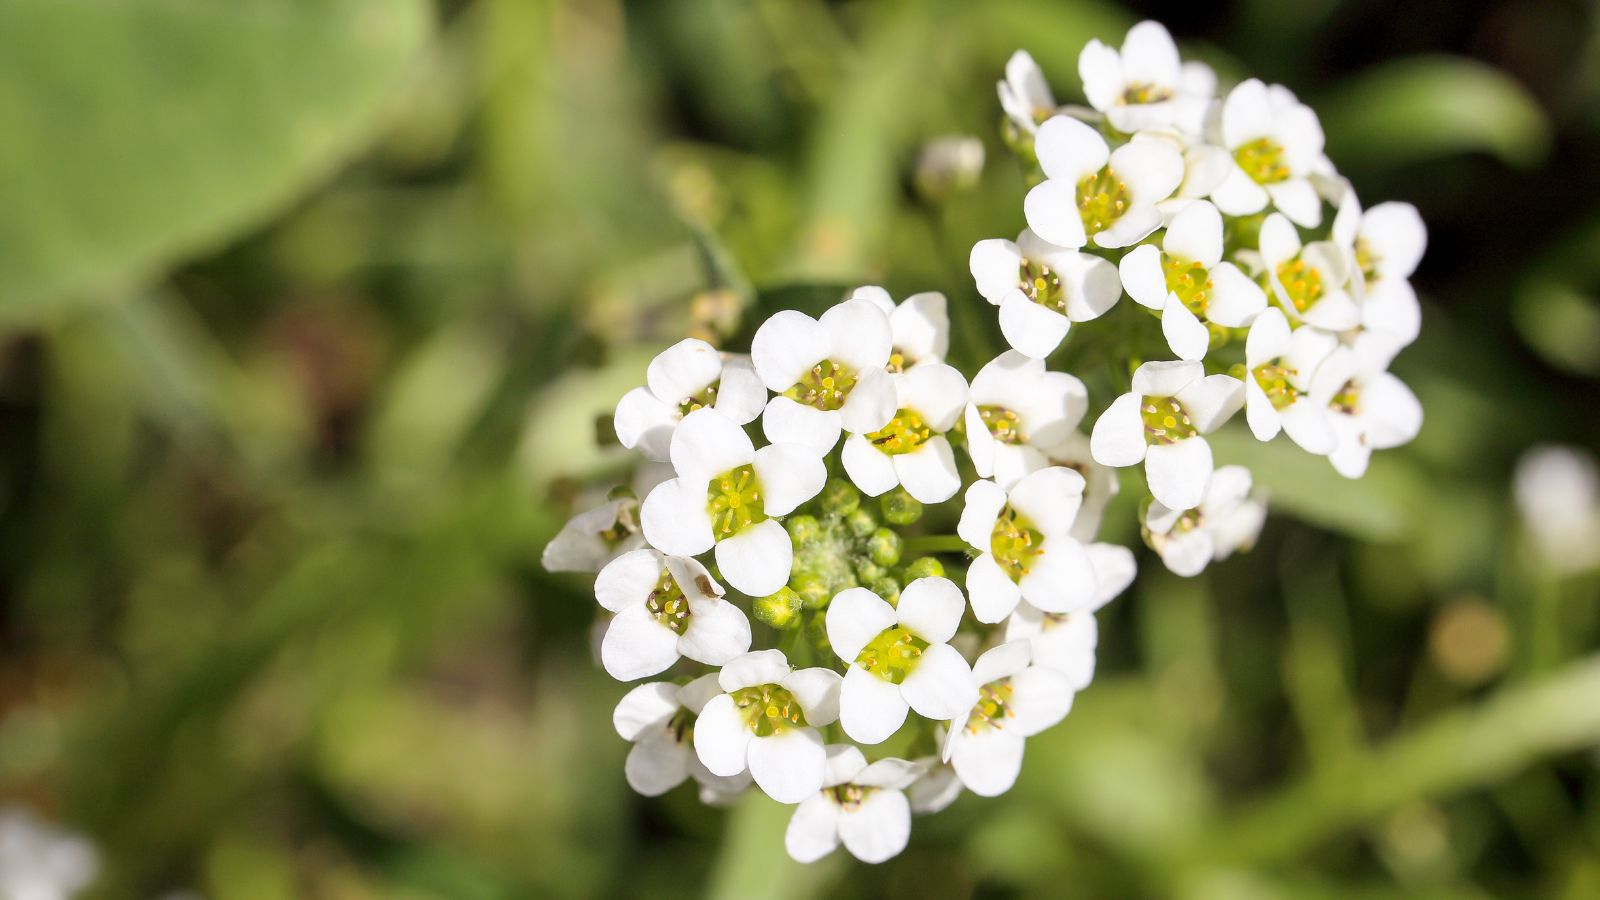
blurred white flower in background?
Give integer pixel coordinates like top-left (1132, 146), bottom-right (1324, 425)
top-left (1513, 445), bottom-right (1600, 575)
top-left (0, 806), bottom-right (97, 900)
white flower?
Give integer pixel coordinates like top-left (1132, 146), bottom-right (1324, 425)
top-left (1310, 336), bottom-right (1423, 479)
top-left (942, 641), bottom-right (1076, 797)
top-left (640, 408), bottom-right (825, 596)
top-left (1090, 360), bottom-right (1243, 510)
top-left (827, 577), bottom-right (980, 744)
top-left (692, 649), bottom-right (843, 804)
top-left (614, 338), bottom-right (767, 461)
top-left (1513, 445), bottom-right (1600, 575)
top-left (1042, 432), bottom-right (1120, 542)
top-left (1023, 115), bottom-right (1185, 249)
top-left (0, 805), bottom-right (98, 900)
top-left (840, 363), bottom-right (969, 503)
top-left (1003, 542), bottom-right (1134, 688)
top-left (957, 467), bottom-right (1098, 623)
top-left (612, 674), bottom-right (752, 798)
top-left (1157, 140), bottom-right (1234, 222)
top-left (1331, 193), bottom-right (1427, 351)
top-left (541, 496), bottom-right (644, 574)
top-left (913, 136), bottom-right (986, 200)
top-left (784, 745), bottom-right (924, 864)
top-left (1143, 465), bottom-right (1267, 576)
top-left (1242, 307), bottom-right (1338, 454)
top-left (594, 549), bottom-right (751, 680)
top-left (1210, 79), bottom-right (1327, 228)
top-left (1119, 199), bottom-right (1267, 360)
top-left (969, 230), bottom-right (1122, 358)
top-left (998, 50), bottom-right (1056, 134)
top-left (1079, 20), bottom-right (1211, 135)
top-left (1256, 212), bottom-right (1361, 332)
top-left (906, 752), bottom-right (964, 814)
top-left (964, 351), bottom-right (1089, 489)
top-left (751, 300), bottom-right (897, 454)
top-left (847, 286), bottom-right (951, 371)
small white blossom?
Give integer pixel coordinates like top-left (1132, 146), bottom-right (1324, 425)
top-left (1242, 307), bottom-right (1338, 453)
top-left (827, 577), bottom-right (980, 744)
top-left (1143, 465), bottom-right (1267, 576)
top-left (614, 338), bottom-right (767, 461)
top-left (847, 286), bottom-right (951, 371)
top-left (1042, 432), bottom-right (1120, 542)
top-left (841, 363), bottom-right (969, 503)
top-left (943, 641), bottom-right (1076, 797)
top-left (970, 230), bottom-right (1122, 358)
top-left (1211, 79), bottom-right (1327, 228)
top-left (640, 408), bottom-right (825, 596)
top-left (1079, 20), bottom-right (1211, 135)
top-left (594, 549), bottom-right (751, 680)
top-left (906, 748), bottom-right (964, 814)
top-left (612, 674), bottom-right (753, 798)
top-left (1119, 199), bottom-right (1267, 359)
top-left (0, 806), bottom-right (98, 900)
top-left (1024, 115), bottom-right (1185, 249)
top-left (692, 649), bottom-right (843, 804)
top-left (913, 136), bottom-right (986, 200)
top-left (1090, 360), bottom-right (1243, 510)
top-left (785, 745), bottom-right (924, 864)
top-left (751, 300), bottom-right (898, 453)
top-left (541, 496), bottom-right (644, 574)
top-left (1331, 192), bottom-right (1427, 351)
top-left (957, 468), bottom-right (1098, 623)
top-left (964, 351), bottom-right (1089, 489)
top-left (1310, 335), bottom-right (1423, 479)
top-left (1514, 445), bottom-right (1600, 575)
top-left (1003, 542), bottom-right (1133, 688)
top-left (998, 50), bottom-right (1057, 134)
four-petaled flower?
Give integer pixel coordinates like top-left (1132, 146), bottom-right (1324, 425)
top-left (848, 286), bottom-right (951, 372)
top-left (1242, 307), bottom-right (1337, 453)
top-left (1079, 20), bottom-right (1210, 135)
top-left (752, 299), bottom-right (898, 454)
top-left (841, 362), bottom-right (969, 503)
top-left (692, 649), bottom-right (843, 804)
top-left (614, 338), bottom-right (767, 461)
top-left (970, 229), bottom-right (1122, 359)
top-left (1143, 464), bottom-right (1268, 576)
top-left (1257, 212), bottom-right (1362, 332)
top-left (594, 549), bottom-right (751, 680)
top-left (1211, 79), bottom-right (1327, 228)
top-left (540, 496), bottom-right (645, 574)
top-left (1091, 360), bottom-right (1243, 510)
top-left (998, 50), bottom-right (1057, 135)
top-left (1310, 335), bottom-right (1424, 479)
top-left (964, 351), bottom-right (1089, 489)
top-left (958, 467), bottom-right (1099, 623)
top-left (785, 745), bottom-right (925, 864)
top-left (612, 674), bottom-right (753, 799)
top-left (943, 640), bottom-right (1077, 797)
top-left (1024, 115), bottom-right (1185, 250)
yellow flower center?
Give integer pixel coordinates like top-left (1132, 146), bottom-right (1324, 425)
top-left (645, 568), bottom-right (690, 635)
top-left (1018, 257), bottom-right (1067, 314)
top-left (784, 359), bottom-right (857, 411)
top-left (1330, 379), bottom-right (1361, 415)
top-left (1076, 166), bottom-right (1129, 236)
top-left (1164, 257), bottom-right (1214, 317)
top-left (1234, 136), bottom-right (1290, 185)
top-left (867, 408), bottom-right (934, 456)
top-left (1252, 362), bottom-right (1300, 412)
top-left (677, 382), bottom-right (719, 417)
top-left (1122, 82), bottom-right (1173, 105)
top-left (1275, 258), bottom-right (1324, 314)
top-left (856, 626), bottom-right (930, 684)
top-left (707, 464), bottom-right (766, 537)
top-left (732, 683), bottom-right (806, 737)
top-left (978, 405), bottom-right (1026, 445)
top-left (965, 679), bottom-right (1017, 733)
top-left (991, 506), bottom-right (1044, 582)
top-left (828, 783), bottom-right (873, 809)
top-left (1142, 395), bottom-right (1196, 445)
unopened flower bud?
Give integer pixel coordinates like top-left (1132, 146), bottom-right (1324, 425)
top-left (785, 514), bottom-right (822, 545)
top-left (869, 528), bottom-right (904, 567)
top-left (846, 507), bottom-right (878, 538)
top-left (881, 488), bottom-right (923, 525)
top-left (791, 571), bottom-right (832, 610)
top-left (901, 556), bottom-right (945, 581)
top-left (754, 587), bottom-right (804, 630)
top-left (819, 479), bottom-right (861, 516)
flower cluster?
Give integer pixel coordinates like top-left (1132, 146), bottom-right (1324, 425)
top-left (543, 20), bottom-right (1425, 864)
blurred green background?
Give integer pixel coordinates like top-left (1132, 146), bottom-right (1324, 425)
top-left (2, 0), bottom-right (1599, 897)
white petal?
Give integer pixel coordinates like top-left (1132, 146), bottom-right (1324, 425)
top-left (1018, 536), bottom-right (1098, 613)
top-left (749, 728), bottom-right (828, 804)
top-left (1364, 372), bottom-right (1423, 449)
top-left (614, 387), bottom-right (678, 461)
top-left (899, 363), bottom-right (968, 431)
top-left (718, 648), bottom-right (792, 691)
top-left (827, 588), bottom-right (899, 663)
top-left (847, 285), bottom-right (895, 314)
top-left (1162, 295), bottom-right (1211, 361)
top-left (970, 239), bottom-right (1024, 303)
top-left (842, 433), bottom-right (900, 497)
top-left (640, 479), bottom-right (714, 558)
top-left (964, 403), bottom-right (996, 477)
top-left (601, 603), bottom-right (682, 681)
top-left (671, 407), bottom-right (755, 486)
top-left (1245, 382), bottom-right (1282, 443)
top-left (1267, 178), bottom-right (1322, 228)
top-left (1163, 199), bottom-right (1223, 267)
top-left (1007, 466), bottom-right (1085, 537)
top-left (820, 298), bottom-right (893, 372)
top-left (838, 790), bottom-right (912, 864)
top-left (1159, 529), bottom-right (1215, 577)
top-left (541, 501), bottom-right (634, 573)
top-left (714, 356), bottom-right (769, 425)
top-left (1015, 370), bottom-right (1090, 448)
top-left (1077, 38), bottom-right (1123, 112)
top-left (1257, 213), bottom-right (1302, 267)
top-left (1090, 393), bottom-right (1148, 467)
top-left (752, 442), bottom-right (826, 516)
top-left (951, 728), bottom-right (1026, 797)
top-left (714, 519), bottom-right (793, 597)
top-left (785, 796), bottom-right (842, 863)
top-left (1008, 665), bottom-right (1076, 736)
top-left (1034, 115), bottom-right (1110, 181)
top-left (908, 765), bottom-right (963, 814)
top-left (647, 338), bottom-right (723, 408)
top-left (679, 597), bottom-right (753, 666)
top-left (1328, 413), bottom-right (1372, 478)
top-left (857, 759), bottom-right (926, 792)
top-left (1222, 78), bottom-right (1273, 147)
top-left (1362, 280), bottom-right (1422, 347)
top-left (1209, 165), bottom-right (1270, 216)
top-left (1119, 243), bottom-right (1168, 309)
top-left (957, 479), bottom-right (1009, 549)
top-left (966, 553), bottom-right (1023, 624)
top-left (625, 735), bottom-right (693, 796)
top-left (840, 367), bottom-right (898, 434)
top-left (1362, 202), bottom-right (1427, 279)
top-left (666, 553), bottom-right (724, 602)
top-left (1110, 140), bottom-right (1184, 206)
top-left (693, 693), bottom-right (753, 776)
top-left (1206, 262), bottom-right (1267, 327)
top-left (999, 292), bottom-right (1071, 359)
top-left (1245, 306), bottom-right (1292, 367)
top-left (678, 672), bottom-right (724, 714)
top-left (1087, 542), bottom-right (1137, 608)
top-left (613, 681), bottom-right (680, 740)
top-left (973, 639), bottom-right (1033, 685)
top-left (1024, 179), bottom-right (1089, 249)
top-left (1121, 20), bottom-right (1181, 88)
top-left (823, 743), bottom-right (871, 787)
top-left (1064, 252), bottom-right (1124, 321)
top-left (841, 665), bottom-right (911, 745)
top-left (751, 310), bottom-right (830, 392)
top-left (762, 395), bottom-right (842, 456)
top-left (1301, 289), bottom-right (1362, 332)
top-left (1093, 205), bottom-right (1163, 249)
top-left (893, 438), bottom-right (961, 504)
top-left (892, 291), bottom-right (950, 363)
top-left (783, 667), bottom-right (844, 725)
top-left (1175, 374), bottom-right (1245, 433)
top-left (1131, 359), bottom-right (1203, 396)
top-left (902, 643), bottom-right (978, 721)
top-left (990, 444), bottom-right (1050, 492)
top-left (1281, 399), bottom-right (1336, 455)
top-left (594, 548), bottom-right (664, 613)
top-left (896, 576), bottom-right (966, 644)
top-left (1145, 436), bottom-right (1213, 510)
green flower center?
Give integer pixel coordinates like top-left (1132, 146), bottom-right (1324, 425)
top-left (645, 568), bottom-right (690, 635)
top-left (1234, 136), bottom-right (1290, 185)
top-left (856, 626), bottom-right (930, 684)
top-left (978, 405), bottom-right (1026, 445)
top-left (677, 381), bottom-right (720, 417)
top-left (1076, 166), bottom-right (1129, 236)
top-left (1164, 257), bottom-right (1214, 317)
top-left (1142, 395), bottom-right (1196, 445)
top-left (1018, 257), bottom-right (1068, 313)
top-left (1252, 362), bottom-right (1301, 412)
top-left (886, 349), bottom-right (911, 374)
top-left (991, 506), bottom-right (1044, 582)
top-left (732, 683), bottom-right (807, 737)
top-left (784, 359), bottom-right (857, 411)
top-left (667, 707), bottom-right (696, 743)
top-left (965, 679), bottom-right (1016, 733)
top-left (1122, 82), bottom-right (1172, 105)
top-left (1354, 239), bottom-right (1380, 286)
top-left (707, 464), bottom-right (766, 538)
top-left (828, 783), bottom-right (873, 809)
top-left (1275, 258), bottom-right (1324, 314)
top-left (597, 503), bottom-right (639, 549)
top-left (1330, 379), bottom-right (1361, 415)
top-left (867, 408), bottom-right (934, 456)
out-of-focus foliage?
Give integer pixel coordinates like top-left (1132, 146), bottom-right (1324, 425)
top-left (1, 1), bottom-right (1597, 898)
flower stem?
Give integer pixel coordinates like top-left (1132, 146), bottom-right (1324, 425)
top-left (903, 534), bottom-right (971, 555)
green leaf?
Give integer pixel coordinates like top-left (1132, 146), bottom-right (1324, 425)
top-left (0, 0), bottom-right (432, 318)
top-left (1318, 55), bottom-right (1551, 170)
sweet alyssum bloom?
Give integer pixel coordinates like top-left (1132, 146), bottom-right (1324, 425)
top-left (958, 467), bottom-right (1098, 623)
top-left (1513, 445), bottom-right (1600, 575)
top-left (1003, 542), bottom-right (1135, 688)
top-left (943, 640), bottom-right (1076, 797)
top-left (969, 229), bottom-right (1122, 359)
top-left (849, 286), bottom-right (950, 371)
top-left (693, 649), bottom-right (843, 804)
top-left (1331, 193), bottom-right (1426, 351)
top-left (906, 746), bottom-right (963, 815)
top-left (1243, 307), bottom-right (1337, 453)
top-left (1024, 114), bottom-right (1185, 250)
top-left (0, 806), bottom-right (99, 900)
top-left (1119, 199), bottom-right (1267, 360)
top-left (964, 351), bottom-right (1089, 489)
top-left (1091, 360), bottom-right (1243, 510)
top-left (785, 745), bottom-right (924, 864)
top-left (594, 549), bottom-right (750, 680)
top-left (827, 577), bottom-right (980, 744)
top-left (1079, 20), bottom-right (1210, 135)
top-left (613, 674), bottom-right (752, 799)
top-left (841, 362), bottom-right (969, 504)
top-left (541, 495), bottom-right (645, 574)
top-left (1211, 79), bottom-right (1327, 228)
top-left (614, 338), bottom-right (767, 461)
top-left (752, 300), bottom-right (897, 454)
top-left (1310, 335), bottom-right (1423, 479)
top-left (1143, 464), bottom-right (1267, 576)
top-left (1257, 212), bottom-right (1361, 332)
top-left (640, 408), bottom-right (825, 596)
top-left (998, 50), bottom-right (1056, 134)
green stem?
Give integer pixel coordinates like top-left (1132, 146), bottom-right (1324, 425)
top-left (903, 534), bottom-right (971, 555)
